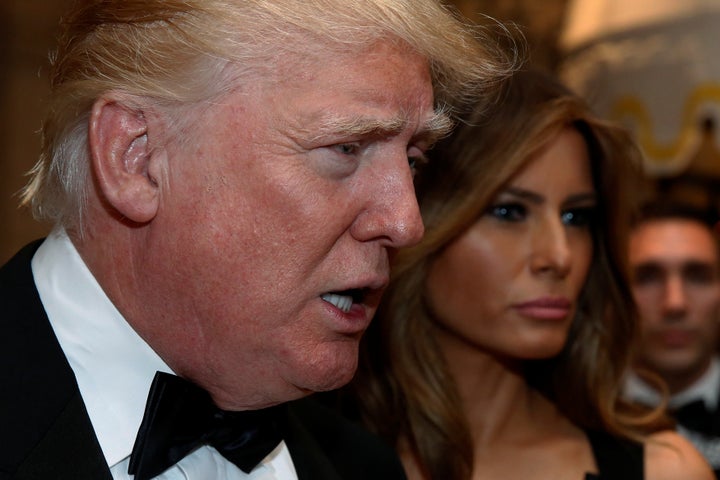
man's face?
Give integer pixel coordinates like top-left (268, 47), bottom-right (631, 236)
top-left (630, 219), bottom-right (720, 390)
top-left (149, 40), bottom-right (437, 408)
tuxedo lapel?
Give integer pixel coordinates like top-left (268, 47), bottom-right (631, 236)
top-left (13, 392), bottom-right (111, 480)
top-left (284, 398), bottom-right (407, 480)
top-left (0, 241), bottom-right (111, 479)
top-left (284, 410), bottom-right (343, 480)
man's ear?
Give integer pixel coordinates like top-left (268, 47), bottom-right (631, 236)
top-left (89, 95), bottom-right (164, 223)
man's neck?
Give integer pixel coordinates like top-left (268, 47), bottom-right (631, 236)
top-left (661, 358), bottom-right (716, 395)
top-left (629, 357), bottom-right (720, 409)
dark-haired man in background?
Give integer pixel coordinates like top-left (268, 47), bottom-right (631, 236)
top-left (625, 201), bottom-right (720, 476)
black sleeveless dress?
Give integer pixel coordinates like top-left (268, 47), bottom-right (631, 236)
top-left (584, 430), bottom-right (644, 479)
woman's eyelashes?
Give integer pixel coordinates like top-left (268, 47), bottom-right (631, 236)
top-left (485, 202), bottom-right (597, 226)
top-left (561, 206), bottom-right (597, 227)
top-left (487, 203), bottom-right (527, 222)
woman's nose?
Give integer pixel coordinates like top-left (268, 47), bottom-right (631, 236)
top-left (529, 219), bottom-right (572, 278)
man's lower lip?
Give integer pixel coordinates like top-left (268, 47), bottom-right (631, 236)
top-left (324, 302), bottom-right (370, 333)
top-left (657, 331), bottom-right (693, 347)
top-left (514, 306), bottom-right (570, 320)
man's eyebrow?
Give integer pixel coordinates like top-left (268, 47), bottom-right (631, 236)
top-left (417, 110), bottom-right (453, 145)
top-left (633, 261), bottom-right (663, 271)
top-left (683, 260), bottom-right (719, 271)
top-left (309, 109), bottom-right (452, 144)
top-left (631, 262), bottom-right (664, 280)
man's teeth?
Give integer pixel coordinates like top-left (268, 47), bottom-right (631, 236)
top-left (321, 293), bottom-right (353, 313)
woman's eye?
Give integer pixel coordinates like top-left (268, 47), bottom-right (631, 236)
top-left (561, 207), bottom-right (596, 227)
top-left (487, 203), bottom-right (526, 222)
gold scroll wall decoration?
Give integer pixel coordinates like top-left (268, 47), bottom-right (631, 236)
top-left (611, 83), bottom-right (720, 164)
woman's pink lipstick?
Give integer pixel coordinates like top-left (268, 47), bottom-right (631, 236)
top-left (513, 297), bottom-right (572, 320)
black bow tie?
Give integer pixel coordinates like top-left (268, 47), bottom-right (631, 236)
top-left (673, 399), bottom-right (720, 437)
top-left (128, 372), bottom-right (286, 480)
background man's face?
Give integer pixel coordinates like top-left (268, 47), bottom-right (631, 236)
top-left (630, 219), bottom-right (720, 391)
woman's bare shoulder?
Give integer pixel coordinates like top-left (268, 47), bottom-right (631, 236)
top-left (644, 430), bottom-right (714, 480)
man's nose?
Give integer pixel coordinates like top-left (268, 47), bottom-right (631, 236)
top-left (663, 275), bottom-right (688, 317)
top-left (349, 154), bottom-right (424, 248)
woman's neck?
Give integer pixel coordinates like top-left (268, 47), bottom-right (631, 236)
top-left (435, 326), bottom-right (572, 446)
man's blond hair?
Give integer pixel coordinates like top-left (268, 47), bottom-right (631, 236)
top-left (23, 0), bottom-right (520, 230)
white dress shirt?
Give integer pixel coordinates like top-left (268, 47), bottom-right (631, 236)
top-left (624, 358), bottom-right (720, 469)
top-left (32, 229), bottom-right (298, 480)
top-left (624, 358), bottom-right (720, 410)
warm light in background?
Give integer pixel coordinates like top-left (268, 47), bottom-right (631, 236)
top-left (561, 0), bottom-right (720, 50)
top-left (561, 0), bottom-right (720, 172)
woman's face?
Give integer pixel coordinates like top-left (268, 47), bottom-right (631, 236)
top-left (426, 127), bottom-right (597, 360)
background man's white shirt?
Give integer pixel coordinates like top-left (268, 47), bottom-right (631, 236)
top-left (624, 359), bottom-right (720, 470)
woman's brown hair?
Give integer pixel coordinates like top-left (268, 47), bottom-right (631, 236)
top-left (351, 69), bottom-right (659, 479)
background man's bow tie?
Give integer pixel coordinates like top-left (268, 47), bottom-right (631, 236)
top-left (673, 399), bottom-right (720, 437)
top-left (128, 372), bottom-right (286, 480)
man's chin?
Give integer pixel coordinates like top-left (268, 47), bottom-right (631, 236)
top-left (301, 349), bottom-right (359, 393)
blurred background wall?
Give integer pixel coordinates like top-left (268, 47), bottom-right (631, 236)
top-left (560, 0), bottom-right (720, 214)
top-left (1, 1), bottom-right (74, 263)
top-left (4, 0), bottom-right (720, 264)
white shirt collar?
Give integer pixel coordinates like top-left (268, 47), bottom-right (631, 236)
top-left (672, 358), bottom-right (720, 409)
top-left (31, 229), bottom-right (298, 479)
top-left (624, 357), bottom-right (720, 410)
top-left (31, 229), bottom-right (173, 467)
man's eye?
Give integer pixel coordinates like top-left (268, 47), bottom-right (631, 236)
top-left (561, 207), bottom-right (596, 227)
top-left (408, 157), bottom-right (417, 173)
top-left (684, 264), bottom-right (718, 285)
top-left (407, 146), bottom-right (428, 174)
top-left (632, 265), bottom-right (664, 286)
top-left (408, 154), bottom-right (428, 175)
top-left (335, 143), bottom-right (360, 155)
top-left (487, 203), bottom-right (526, 222)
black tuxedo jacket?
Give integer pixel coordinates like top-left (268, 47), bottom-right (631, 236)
top-left (0, 241), bottom-right (406, 480)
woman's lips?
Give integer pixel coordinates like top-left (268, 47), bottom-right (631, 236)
top-left (513, 297), bottom-right (572, 320)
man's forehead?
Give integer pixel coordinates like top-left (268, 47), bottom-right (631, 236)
top-left (630, 244), bottom-right (718, 265)
top-left (269, 39), bottom-right (432, 93)
top-left (632, 256), bottom-right (718, 270)
top-left (631, 221), bottom-right (719, 263)
top-left (632, 220), bottom-right (715, 248)
top-left (631, 242), bottom-right (719, 269)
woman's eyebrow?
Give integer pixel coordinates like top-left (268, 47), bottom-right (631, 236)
top-left (503, 187), bottom-right (543, 204)
top-left (502, 188), bottom-right (597, 206)
top-left (564, 192), bottom-right (597, 205)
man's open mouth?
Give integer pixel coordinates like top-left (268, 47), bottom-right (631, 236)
top-left (321, 289), bottom-right (365, 313)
